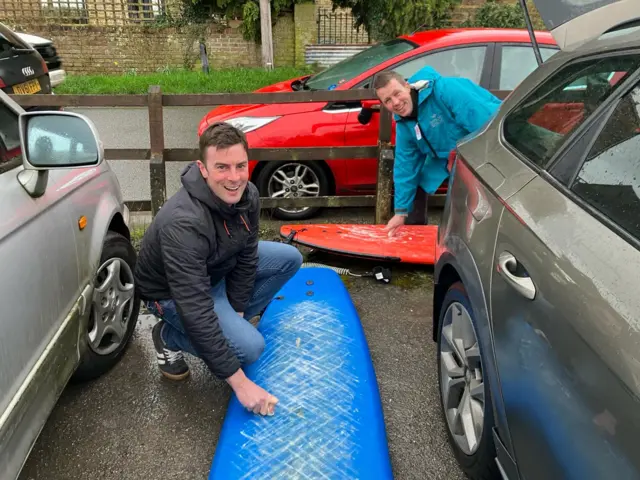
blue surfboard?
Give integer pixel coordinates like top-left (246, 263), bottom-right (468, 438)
top-left (209, 267), bottom-right (393, 480)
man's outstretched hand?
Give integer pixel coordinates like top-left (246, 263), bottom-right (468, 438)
top-left (226, 369), bottom-right (279, 416)
top-left (385, 214), bottom-right (406, 238)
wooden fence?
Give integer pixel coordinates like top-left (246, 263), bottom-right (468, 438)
top-left (9, 87), bottom-right (510, 225)
top-left (10, 87), bottom-right (398, 224)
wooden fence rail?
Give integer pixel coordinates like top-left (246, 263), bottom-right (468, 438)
top-left (9, 87), bottom-right (511, 225)
top-left (10, 86), bottom-right (397, 223)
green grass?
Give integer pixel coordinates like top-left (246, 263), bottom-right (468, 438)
top-left (54, 66), bottom-right (318, 95)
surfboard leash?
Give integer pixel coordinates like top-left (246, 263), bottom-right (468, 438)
top-left (301, 262), bottom-right (392, 284)
top-left (283, 228), bottom-right (306, 244)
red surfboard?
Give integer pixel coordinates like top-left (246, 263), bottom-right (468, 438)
top-left (280, 224), bottom-right (439, 265)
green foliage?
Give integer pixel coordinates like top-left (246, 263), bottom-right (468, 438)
top-left (462, 0), bottom-right (545, 29)
top-left (331, 0), bottom-right (462, 41)
top-left (239, 1), bottom-right (261, 40)
top-left (188, 0), bottom-right (310, 42)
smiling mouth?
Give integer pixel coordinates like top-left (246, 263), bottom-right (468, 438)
top-left (225, 185), bottom-right (240, 192)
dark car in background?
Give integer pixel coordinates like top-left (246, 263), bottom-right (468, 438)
top-left (0, 22), bottom-right (52, 99)
top-left (14, 31), bottom-right (65, 88)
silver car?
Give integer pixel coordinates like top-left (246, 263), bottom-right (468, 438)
top-left (0, 90), bottom-right (140, 479)
top-left (434, 1), bottom-right (640, 479)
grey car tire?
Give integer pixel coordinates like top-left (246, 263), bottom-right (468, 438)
top-left (436, 281), bottom-right (500, 480)
top-left (71, 231), bottom-right (140, 383)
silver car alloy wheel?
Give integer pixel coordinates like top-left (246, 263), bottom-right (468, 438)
top-left (89, 257), bottom-right (135, 355)
top-left (267, 163), bottom-right (320, 214)
top-left (439, 301), bottom-right (485, 455)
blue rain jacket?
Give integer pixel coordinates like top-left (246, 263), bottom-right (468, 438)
top-left (393, 66), bottom-right (502, 215)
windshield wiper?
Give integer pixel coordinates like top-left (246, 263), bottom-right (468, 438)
top-left (301, 75), bottom-right (314, 90)
top-left (11, 46), bottom-right (34, 54)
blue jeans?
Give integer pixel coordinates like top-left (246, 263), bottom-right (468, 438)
top-left (145, 241), bottom-right (302, 366)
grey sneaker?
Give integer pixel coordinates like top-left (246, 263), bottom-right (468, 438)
top-left (152, 320), bottom-right (189, 381)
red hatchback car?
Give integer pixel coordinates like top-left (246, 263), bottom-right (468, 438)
top-left (198, 28), bottom-right (559, 220)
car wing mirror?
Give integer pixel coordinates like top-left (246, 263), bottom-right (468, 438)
top-left (358, 99), bottom-right (381, 125)
top-left (18, 111), bottom-right (104, 198)
top-left (362, 99), bottom-right (381, 111)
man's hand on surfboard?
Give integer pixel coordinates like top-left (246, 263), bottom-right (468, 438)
top-left (227, 369), bottom-right (279, 416)
top-left (385, 214), bottom-right (406, 237)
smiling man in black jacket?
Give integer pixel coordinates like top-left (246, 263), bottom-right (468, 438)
top-left (134, 122), bottom-right (302, 416)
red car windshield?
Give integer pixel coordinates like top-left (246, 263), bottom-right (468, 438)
top-left (304, 39), bottom-right (417, 91)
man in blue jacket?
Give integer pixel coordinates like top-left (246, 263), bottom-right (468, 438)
top-left (373, 66), bottom-right (502, 236)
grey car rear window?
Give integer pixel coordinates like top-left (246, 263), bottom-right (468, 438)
top-left (502, 53), bottom-right (640, 168)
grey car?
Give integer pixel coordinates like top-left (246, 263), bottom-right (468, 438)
top-left (433, 1), bottom-right (640, 479)
top-left (0, 90), bottom-right (140, 479)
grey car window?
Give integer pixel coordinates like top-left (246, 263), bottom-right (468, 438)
top-left (0, 103), bottom-right (22, 167)
top-left (571, 85), bottom-right (640, 240)
top-left (393, 46), bottom-right (487, 85)
top-left (503, 53), bottom-right (640, 167)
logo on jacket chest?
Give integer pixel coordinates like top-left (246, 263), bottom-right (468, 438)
top-left (429, 113), bottom-right (443, 128)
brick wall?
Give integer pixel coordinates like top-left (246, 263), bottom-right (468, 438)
top-left (5, 16), bottom-right (301, 75)
top-left (451, 0), bottom-right (544, 27)
top-left (9, 24), bottom-right (262, 74)
top-left (451, 0), bottom-right (491, 25)
top-left (294, 3), bottom-right (316, 68)
top-left (273, 13), bottom-right (295, 67)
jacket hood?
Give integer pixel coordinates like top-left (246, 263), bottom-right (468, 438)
top-left (180, 162), bottom-right (256, 219)
top-left (394, 66), bottom-right (442, 122)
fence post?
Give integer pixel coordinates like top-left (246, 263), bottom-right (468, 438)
top-left (148, 85), bottom-right (166, 217)
top-left (375, 107), bottom-right (394, 225)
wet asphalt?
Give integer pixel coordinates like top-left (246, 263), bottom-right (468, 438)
top-left (18, 208), bottom-right (465, 480)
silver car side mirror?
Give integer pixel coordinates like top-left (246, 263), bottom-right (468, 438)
top-left (17, 110), bottom-right (104, 197)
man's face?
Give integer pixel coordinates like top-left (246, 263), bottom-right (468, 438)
top-left (197, 143), bottom-right (249, 204)
top-left (376, 78), bottom-right (413, 117)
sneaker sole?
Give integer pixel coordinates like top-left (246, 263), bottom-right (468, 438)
top-left (160, 369), bottom-right (190, 381)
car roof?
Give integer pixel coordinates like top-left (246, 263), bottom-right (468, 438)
top-left (400, 27), bottom-right (558, 47)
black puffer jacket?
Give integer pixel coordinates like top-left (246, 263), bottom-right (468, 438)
top-left (134, 162), bottom-right (260, 379)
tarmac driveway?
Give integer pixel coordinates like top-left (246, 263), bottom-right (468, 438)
top-left (19, 209), bottom-right (465, 480)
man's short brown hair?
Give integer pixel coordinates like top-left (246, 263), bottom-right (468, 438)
top-left (373, 70), bottom-right (406, 91)
top-left (199, 122), bottom-right (249, 165)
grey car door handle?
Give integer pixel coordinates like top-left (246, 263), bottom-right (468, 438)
top-left (497, 252), bottom-right (536, 300)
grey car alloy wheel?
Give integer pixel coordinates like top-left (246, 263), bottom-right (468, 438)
top-left (439, 301), bottom-right (485, 456)
top-left (89, 257), bottom-right (136, 356)
top-left (267, 162), bottom-right (320, 214)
